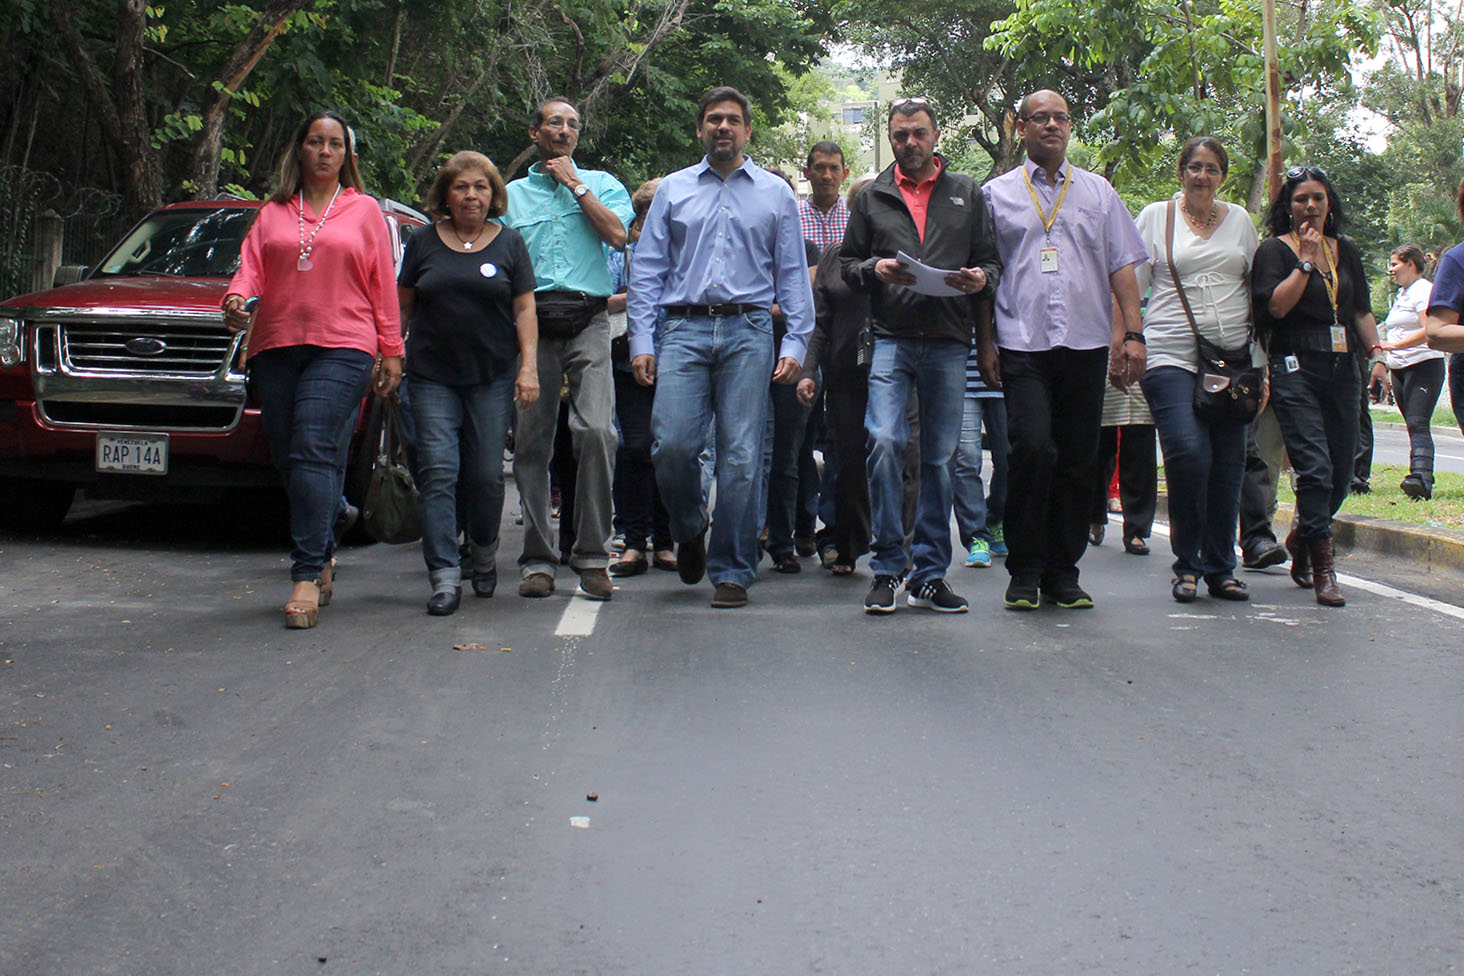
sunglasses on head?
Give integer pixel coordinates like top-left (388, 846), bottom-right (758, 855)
top-left (891, 97), bottom-right (930, 108)
top-left (1286, 165), bottom-right (1327, 182)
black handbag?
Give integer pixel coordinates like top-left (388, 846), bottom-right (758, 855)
top-left (1165, 200), bottom-right (1264, 425)
top-left (361, 394), bottom-right (422, 544)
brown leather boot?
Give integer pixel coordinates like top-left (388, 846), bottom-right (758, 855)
top-left (1308, 537), bottom-right (1345, 607)
top-left (1284, 526), bottom-right (1312, 588)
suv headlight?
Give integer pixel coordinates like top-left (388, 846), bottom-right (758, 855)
top-left (0, 311), bottom-right (23, 368)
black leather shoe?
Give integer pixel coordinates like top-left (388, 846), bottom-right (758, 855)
top-left (771, 551), bottom-right (801, 574)
top-left (678, 528), bottom-right (708, 585)
top-left (1241, 539), bottom-right (1287, 569)
top-left (427, 587), bottom-right (461, 616)
top-left (471, 569), bottom-right (496, 598)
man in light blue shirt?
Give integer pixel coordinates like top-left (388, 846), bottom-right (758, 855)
top-left (628, 85), bottom-right (814, 608)
top-left (501, 96), bottom-right (633, 602)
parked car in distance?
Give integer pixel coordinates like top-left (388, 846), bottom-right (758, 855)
top-left (0, 197), bottom-right (426, 532)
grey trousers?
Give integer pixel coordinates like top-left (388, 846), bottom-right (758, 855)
top-left (1239, 405), bottom-right (1286, 551)
top-left (515, 310), bottom-right (617, 577)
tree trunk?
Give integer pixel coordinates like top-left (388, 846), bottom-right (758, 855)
top-left (189, 0), bottom-right (317, 199)
top-left (384, 3), bottom-right (406, 88)
top-left (51, 0), bottom-right (159, 216)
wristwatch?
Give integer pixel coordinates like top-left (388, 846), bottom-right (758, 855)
top-left (573, 184), bottom-right (590, 199)
top-left (1298, 260), bottom-right (1315, 274)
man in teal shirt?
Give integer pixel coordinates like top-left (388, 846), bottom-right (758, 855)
top-left (501, 95), bottom-right (633, 601)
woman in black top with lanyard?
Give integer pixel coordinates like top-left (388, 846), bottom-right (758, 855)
top-left (1252, 166), bottom-right (1384, 607)
top-left (399, 151), bottom-right (539, 615)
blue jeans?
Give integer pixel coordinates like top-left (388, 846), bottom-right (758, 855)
top-left (651, 310), bottom-right (775, 588)
top-left (408, 373), bottom-right (516, 579)
top-left (950, 395), bottom-right (1008, 546)
top-left (866, 337), bottom-right (966, 582)
top-left (249, 345), bottom-right (374, 582)
top-left (1269, 350), bottom-right (1359, 540)
top-left (1141, 366), bottom-right (1246, 582)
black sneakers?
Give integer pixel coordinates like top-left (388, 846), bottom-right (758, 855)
top-left (906, 577), bottom-right (968, 613)
top-left (1004, 576), bottom-right (1040, 610)
top-left (1042, 580), bottom-right (1094, 609)
top-left (863, 574), bottom-right (899, 614)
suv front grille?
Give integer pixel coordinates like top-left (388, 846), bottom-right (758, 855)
top-left (42, 402), bottom-right (240, 429)
top-left (61, 321), bottom-right (234, 376)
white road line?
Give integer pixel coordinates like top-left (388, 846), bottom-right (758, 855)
top-left (1138, 515), bottom-right (1464, 621)
top-left (555, 592), bottom-right (606, 636)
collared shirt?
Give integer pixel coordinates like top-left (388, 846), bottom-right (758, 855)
top-left (799, 196), bottom-right (850, 249)
top-left (982, 158), bottom-right (1147, 352)
top-left (499, 161), bottom-right (633, 297)
top-left (895, 158), bottom-right (943, 242)
top-left (627, 156), bottom-right (815, 363)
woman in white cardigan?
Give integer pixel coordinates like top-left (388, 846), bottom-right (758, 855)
top-left (1135, 137), bottom-right (1262, 603)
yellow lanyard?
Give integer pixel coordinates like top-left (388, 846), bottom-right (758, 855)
top-left (1293, 233), bottom-right (1340, 314)
top-left (1022, 165), bottom-right (1071, 240)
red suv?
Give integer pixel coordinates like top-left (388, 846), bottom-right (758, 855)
top-left (0, 197), bottom-right (425, 531)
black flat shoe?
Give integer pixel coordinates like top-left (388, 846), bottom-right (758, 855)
top-left (1207, 578), bottom-right (1249, 601)
top-left (652, 552), bottom-right (678, 572)
top-left (1171, 573), bottom-right (1198, 603)
top-left (1123, 537), bottom-right (1150, 555)
top-left (427, 587), bottom-right (461, 616)
top-left (609, 554), bottom-right (648, 577)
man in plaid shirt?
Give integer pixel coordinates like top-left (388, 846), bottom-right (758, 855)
top-left (798, 141), bottom-right (851, 249)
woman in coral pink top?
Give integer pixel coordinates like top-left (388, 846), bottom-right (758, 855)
top-left (224, 112), bottom-right (403, 629)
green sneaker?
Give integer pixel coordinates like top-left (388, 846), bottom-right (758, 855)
top-left (965, 538), bottom-right (991, 568)
top-left (989, 522), bottom-right (1007, 556)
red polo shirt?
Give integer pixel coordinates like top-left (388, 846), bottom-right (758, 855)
top-left (895, 157), bottom-right (943, 242)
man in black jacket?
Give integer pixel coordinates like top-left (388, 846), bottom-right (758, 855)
top-left (840, 97), bottom-right (1003, 615)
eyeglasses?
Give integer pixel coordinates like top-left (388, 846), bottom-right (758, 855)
top-left (1286, 165), bottom-right (1326, 182)
top-left (1022, 111), bottom-right (1072, 126)
top-left (891, 97), bottom-right (930, 108)
top-left (540, 116), bottom-right (581, 131)
top-left (1184, 162), bottom-right (1224, 176)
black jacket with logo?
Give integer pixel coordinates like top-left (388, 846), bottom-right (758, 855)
top-left (838, 156), bottom-right (1002, 343)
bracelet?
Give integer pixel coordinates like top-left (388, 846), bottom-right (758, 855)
top-left (1124, 331), bottom-right (1146, 345)
top-left (1368, 344), bottom-right (1383, 354)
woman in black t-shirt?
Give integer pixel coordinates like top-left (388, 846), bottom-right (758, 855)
top-left (399, 151), bottom-right (539, 615)
top-left (1251, 166), bottom-right (1384, 607)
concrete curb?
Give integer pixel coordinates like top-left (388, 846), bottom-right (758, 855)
top-left (1155, 494), bottom-right (1464, 577)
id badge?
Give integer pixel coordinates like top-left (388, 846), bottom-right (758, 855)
top-left (1040, 246), bottom-right (1059, 273)
top-left (1330, 326), bottom-right (1348, 353)
top-left (1284, 355), bottom-right (1300, 373)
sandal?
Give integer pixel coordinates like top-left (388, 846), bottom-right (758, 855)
top-left (1171, 573), bottom-right (1198, 603)
top-left (1207, 578), bottom-right (1249, 601)
top-left (830, 561), bottom-right (855, 576)
top-left (284, 581), bottom-right (321, 629)
top-left (318, 557), bottom-right (337, 607)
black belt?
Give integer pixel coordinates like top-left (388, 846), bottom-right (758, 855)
top-left (663, 303), bottom-right (766, 318)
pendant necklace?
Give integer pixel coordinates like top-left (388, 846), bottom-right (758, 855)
top-left (451, 221), bottom-right (486, 250)
top-left (297, 183), bottom-right (343, 271)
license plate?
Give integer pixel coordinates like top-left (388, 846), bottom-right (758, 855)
top-left (96, 432), bottom-right (169, 475)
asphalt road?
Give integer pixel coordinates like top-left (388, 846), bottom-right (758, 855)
top-left (1369, 423), bottom-right (1464, 476)
top-left (3, 503), bottom-right (1461, 975)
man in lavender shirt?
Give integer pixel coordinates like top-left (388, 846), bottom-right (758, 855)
top-left (978, 89), bottom-right (1147, 611)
